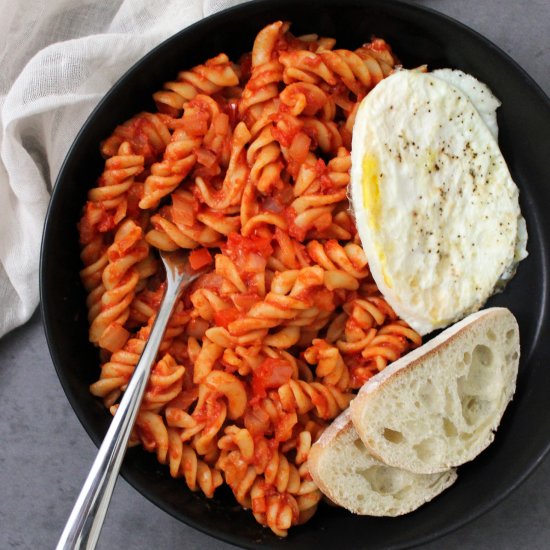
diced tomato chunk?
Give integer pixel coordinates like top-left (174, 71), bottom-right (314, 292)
top-left (231, 292), bottom-right (260, 312)
top-left (214, 307), bottom-right (240, 329)
top-left (182, 108), bottom-right (208, 136)
top-left (252, 358), bottom-right (294, 398)
top-left (189, 248), bottom-right (213, 271)
top-left (224, 232), bottom-right (273, 262)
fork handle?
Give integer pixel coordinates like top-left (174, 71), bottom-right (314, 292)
top-left (56, 280), bottom-right (182, 550)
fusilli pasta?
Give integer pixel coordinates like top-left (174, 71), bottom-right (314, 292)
top-left (78, 21), bottom-right (421, 536)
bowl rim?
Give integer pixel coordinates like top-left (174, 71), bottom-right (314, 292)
top-left (40, 0), bottom-right (550, 548)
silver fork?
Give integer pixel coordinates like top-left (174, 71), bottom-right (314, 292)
top-left (57, 250), bottom-right (207, 550)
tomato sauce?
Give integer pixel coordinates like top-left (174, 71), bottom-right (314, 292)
top-left (252, 358), bottom-right (294, 400)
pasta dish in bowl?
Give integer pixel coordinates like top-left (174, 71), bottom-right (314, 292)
top-left (78, 20), bottom-right (421, 536)
top-left (41, 1), bottom-right (550, 548)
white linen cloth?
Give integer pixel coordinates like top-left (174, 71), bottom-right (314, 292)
top-left (0, 0), bottom-right (245, 338)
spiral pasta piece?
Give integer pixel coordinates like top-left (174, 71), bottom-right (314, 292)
top-left (285, 149), bottom-right (353, 241)
top-left (278, 379), bottom-right (353, 419)
top-left (146, 206), bottom-right (223, 251)
top-left (279, 82), bottom-right (335, 120)
top-left (304, 339), bottom-right (350, 390)
top-left (88, 219), bottom-right (149, 351)
top-left (133, 415), bottom-right (223, 497)
top-left (89, 333), bottom-right (145, 406)
top-left (239, 22), bottom-right (286, 123)
top-left (84, 142), bottom-right (145, 228)
top-left (101, 112), bottom-right (172, 164)
top-left (89, 303), bottom-right (189, 405)
top-left (295, 462), bottom-right (323, 524)
top-left (318, 47), bottom-right (394, 95)
top-left (139, 137), bottom-right (197, 210)
top-left (141, 354), bottom-right (186, 411)
top-left (217, 447), bottom-right (258, 506)
top-left (194, 122), bottom-right (251, 210)
top-left (79, 236), bottom-right (108, 323)
top-left (168, 433), bottom-right (224, 497)
top-left (153, 53), bottom-right (240, 116)
top-left (307, 239), bottom-right (369, 279)
top-left (250, 480), bottom-right (299, 537)
top-left (246, 123), bottom-right (284, 195)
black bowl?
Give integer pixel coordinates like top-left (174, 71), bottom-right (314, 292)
top-left (40, 0), bottom-right (550, 548)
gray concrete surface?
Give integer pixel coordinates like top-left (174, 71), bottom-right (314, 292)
top-left (1, 0), bottom-right (549, 548)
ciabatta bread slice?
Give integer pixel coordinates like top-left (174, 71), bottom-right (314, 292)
top-left (308, 410), bottom-right (457, 516)
top-left (350, 307), bottom-right (520, 474)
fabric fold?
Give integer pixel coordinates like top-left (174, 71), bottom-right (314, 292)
top-left (0, 0), bottom-right (243, 338)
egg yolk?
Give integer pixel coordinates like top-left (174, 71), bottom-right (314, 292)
top-left (362, 154), bottom-right (380, 230)
top-left (361, 153), bottom-right (393, 288)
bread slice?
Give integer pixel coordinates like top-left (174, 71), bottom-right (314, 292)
top-left (350, 307), bottom-right (520, 474)
top-left (308, 410), bottom-right (457, 515)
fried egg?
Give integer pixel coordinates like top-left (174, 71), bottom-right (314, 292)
top-left (350, 69), bottom-right (527, 335)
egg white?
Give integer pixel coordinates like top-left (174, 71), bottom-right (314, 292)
top-left (432, 69), bottom-right (501, 139)
top-left (350, 69), bottom-right (527, 335)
